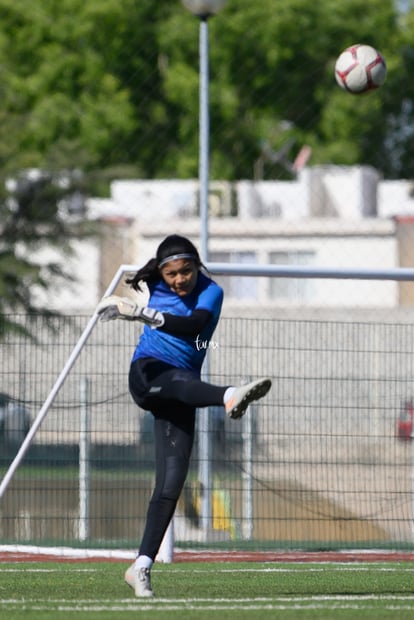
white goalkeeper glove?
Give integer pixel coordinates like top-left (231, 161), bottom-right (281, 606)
top-left (97, 295), bottom-right (165, 328)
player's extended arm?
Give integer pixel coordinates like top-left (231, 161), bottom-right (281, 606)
top-left (97, 296), bottom-right (211, 336)
top-left (97, 296), bottom-right (164, 329)
top-left (161, 309), bottom-right (211, 337)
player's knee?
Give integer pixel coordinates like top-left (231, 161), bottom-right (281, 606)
top-left (161, 456), bottom-right (189, 500)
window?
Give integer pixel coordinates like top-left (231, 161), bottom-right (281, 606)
top-left (210, 251), bottom-right (258, 300)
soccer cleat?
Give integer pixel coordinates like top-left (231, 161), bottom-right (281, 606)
top-left (124, 564), bottom-right (135, 589)
top-left (225, 378), bottom-right (272, 419)
top-left (124, 563), bottom-right (154, 598)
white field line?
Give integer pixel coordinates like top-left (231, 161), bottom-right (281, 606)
top-left (2, 594), bottom-right (414, 613)
top-left (1, 568), bottom-right (98, 573)
top-left (3, 595), bottom-right (414, 603)
top-left (159, 566), bottom-right (414, 572)
top-left (2, 597), bottom-right (414, 613)
top-left (24, 605), bottom-right (414, 612)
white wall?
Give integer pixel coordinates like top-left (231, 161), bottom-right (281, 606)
top-left (129, 219), bottom-right (397, 308)
top-left (28, 239), bottom-right (100, 312)
top-left (41, 166), bottom-right (414, 311)
top-left (88, 169), bottom-right (414, 223)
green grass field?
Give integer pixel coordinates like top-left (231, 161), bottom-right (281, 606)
top-left (1, 561), bottom-right (414, 619)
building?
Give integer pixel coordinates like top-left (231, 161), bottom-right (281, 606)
top-left (31, 165), bottom-right (414, 312)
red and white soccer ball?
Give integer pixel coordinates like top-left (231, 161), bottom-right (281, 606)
top-left (334, 44), bottom-right (387, 94)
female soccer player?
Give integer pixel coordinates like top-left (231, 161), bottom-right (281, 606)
top-left (97, 234), bottom-right (271, 597)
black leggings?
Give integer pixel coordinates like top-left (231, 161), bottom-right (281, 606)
top-left (129, 357), bottom-right (227, 412)
top-left (129, 358), bottom-right (228, 560)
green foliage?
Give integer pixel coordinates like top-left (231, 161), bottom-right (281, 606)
top-left (159, 0), bottom-right (404, 179)
top-left (0, 0), bottom-right (137, 171)
top-left (0, 168), bottom-right (92, 329)
top-left (0, 0), bottom-right (409, 179)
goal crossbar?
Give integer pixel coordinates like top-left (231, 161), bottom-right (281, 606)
top-left (206, 262), bottom-right (414, 281)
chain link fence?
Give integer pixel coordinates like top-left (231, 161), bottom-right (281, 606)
top-left (1, 304), bottom-right (413, 551)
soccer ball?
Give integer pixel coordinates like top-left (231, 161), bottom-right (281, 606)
top-left (334, 44), bottom-right (387, 94)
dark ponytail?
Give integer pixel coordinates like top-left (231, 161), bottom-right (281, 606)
top-left (126, 234), bottom-right (203, 292)
top-left (126, 257), bottom-right (159, 292)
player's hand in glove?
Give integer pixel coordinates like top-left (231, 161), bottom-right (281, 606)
top-left (97, 295), bottom-right (165, 328)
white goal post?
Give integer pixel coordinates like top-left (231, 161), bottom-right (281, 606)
top-left (0, 263), bottom-right (126, 501)
top-left (1, 260), bottom-right (414, 502)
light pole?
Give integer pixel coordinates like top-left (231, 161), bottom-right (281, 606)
top-left (182, 0), bottom-right (227, 533)
top-left (182, 0), bottom-right (227, 262)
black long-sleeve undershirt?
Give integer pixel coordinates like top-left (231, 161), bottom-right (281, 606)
top-left (159, 309), bottom-right (212, 338)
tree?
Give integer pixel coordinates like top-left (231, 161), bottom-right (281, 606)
top-left (0, 0), bottom-right (142, 335)
top-left (0, 168), bottom-right (91, 337)
top-left (0, 0), bottom-right (137, 173)
top-left (159, 0), bottom-right (401, 179)
top-left (0, 0), bottom-right (407, 180)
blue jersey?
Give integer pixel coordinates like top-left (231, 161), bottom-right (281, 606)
top-left (132, 272), bottom-right (223, 373)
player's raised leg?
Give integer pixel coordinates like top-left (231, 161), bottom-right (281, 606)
top-left (225, 378), bottom-right (272, 419)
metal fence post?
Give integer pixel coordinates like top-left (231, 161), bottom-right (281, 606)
top-left (79, 377), bottom-right (90, 542)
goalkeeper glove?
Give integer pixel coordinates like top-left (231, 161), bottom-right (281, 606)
top-left (97, 295), bottom-right (165, 328)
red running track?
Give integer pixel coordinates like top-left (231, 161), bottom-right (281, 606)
top-left (1, 549), bottom-right (414, 563)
